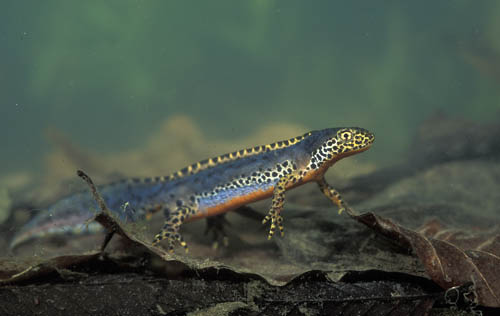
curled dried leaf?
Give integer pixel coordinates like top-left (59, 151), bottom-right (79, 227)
top-left (350, 211), bottom-right (500, 307)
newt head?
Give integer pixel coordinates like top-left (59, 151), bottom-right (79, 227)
top-left (308, 127), bottom-right (375, 172)
top-left (333, 127), bottom-right (375, 156)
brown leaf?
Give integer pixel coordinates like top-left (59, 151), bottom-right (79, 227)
top-left (350, 211), bottom-right (500, 307)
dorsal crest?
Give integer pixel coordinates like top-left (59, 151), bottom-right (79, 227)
top-left (123, 131), bottom-right (313, 185)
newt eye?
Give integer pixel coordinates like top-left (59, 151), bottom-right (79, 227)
top-left (338, 130), bottom-right (352, 140)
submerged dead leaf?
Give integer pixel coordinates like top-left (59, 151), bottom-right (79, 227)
top-left (350, 211), bottom-right (500, 307)
top-left (2, 170), bottom-right (488, 315)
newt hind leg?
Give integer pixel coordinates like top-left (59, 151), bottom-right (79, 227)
top-left (205, 214), bottom-right (230, 249)
top-left (153, 205), bottom-right (195, 253)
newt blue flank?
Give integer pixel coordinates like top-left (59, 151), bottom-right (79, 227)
top-left (11, 127), bottom-right (374, 252)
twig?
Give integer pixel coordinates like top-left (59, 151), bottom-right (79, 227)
top-left (77, 170), bottom-right (122, 251)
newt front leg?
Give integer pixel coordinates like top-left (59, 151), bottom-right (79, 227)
top-left (317, 176), bottom-right (351, 215)
top-left (262, 171), bottom-right (302, 240)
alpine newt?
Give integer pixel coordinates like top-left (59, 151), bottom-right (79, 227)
top-left (11, 127), bottom-right (374, 252)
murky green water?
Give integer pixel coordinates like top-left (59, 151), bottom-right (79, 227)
top-left (2, 1), bottom-right (500, 174)
top-left (1, 1), bottom-right (500, 258)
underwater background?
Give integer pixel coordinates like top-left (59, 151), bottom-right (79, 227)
top-left (2, 1), bottom-right (500, 175)
top-left (1, 1), bottom-right (500, 250)
top-left (2, 3), bottom-right (500, 313)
